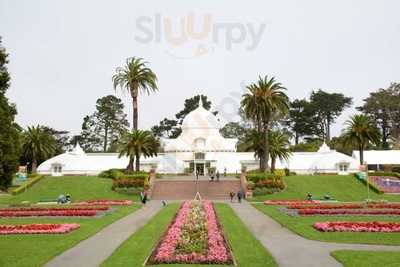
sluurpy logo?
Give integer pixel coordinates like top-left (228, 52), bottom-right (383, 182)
top-left (134, 13), bottom-right (266, 59)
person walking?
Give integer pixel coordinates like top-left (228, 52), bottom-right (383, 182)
top-left (237, 191), bottom-right (242, 203)
top-left (216, 171), bottom-right (220, 182)
top-left (229, 192), bottom-right (235, 202)
top-left (224, 168), bottom-right (227, 177)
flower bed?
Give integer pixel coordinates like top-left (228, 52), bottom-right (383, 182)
top-left (287, 203), bottom-right (400, 210)
top-left (298, 209), bottom-right (400, 216)
top-left (370, 176), bottom-right (400, 193)
top-left (0, 223), bottom-right (80, 235)
top-left (0, 205), bottom-right (110, 212)
top-left (313, 221), bottom-right (400, 232)
top-left (76, 199), bottom-right (133, 206)
top-left (0, 209), bottom-right (98, 217)
top-left (148, 201), bottom-right (233, 265)
top-left (264, 200), bottom-right (316, 206)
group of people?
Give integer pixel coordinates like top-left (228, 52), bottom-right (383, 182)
top-left (229, 190), bottom-right (245, 203)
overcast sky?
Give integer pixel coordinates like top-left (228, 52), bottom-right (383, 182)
top-left (1, 0), bottom-right (399, 137)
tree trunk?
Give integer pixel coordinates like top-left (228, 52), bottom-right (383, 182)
top-left (326, 118), bottom-right (331, 142)
top-left (32, 158), bottom-right (37, 173)
top-left (131, 85), bottom-right (139, 131)
top-left (262, 122), bottom-right (270, 173)
top-left (127, 156), bottom-right (134, 173)
top-left (103, 126), bottom-right (108, 152)
top-left (359, 145), bottom-right (364, 165)
top-left (135, 154), bottom-right (140, 172)
top-left (271, 157), bottom-right (276, 173)
top-left (295, 132), bottom-right (299, 145)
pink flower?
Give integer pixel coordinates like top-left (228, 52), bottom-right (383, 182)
top-left (0, 223), bottom-right (80, 235)
top-left (313, 221), bottom-right (400, 232)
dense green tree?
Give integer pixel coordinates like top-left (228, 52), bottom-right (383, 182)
top-left (309, 89), bottom-right (352, 141)
top-left (241, 76), bottom-right (290, 172)
top-left (220, 122), bottom-right (247, 139)
top-left (118, 130), bottom-right (159, 172)
top-left (79, 95), bottom-right (129, 152)
top-left (285, 99), bottom-right (318, 144)
top-left (22, 126), bottom-right (57, 173)
top-left (242, 129), bottom-right (264, 160)
top-left (358, 84), bottom-right (400, 149)
top-left (113, 57), bottom-right (158, 130)
top-left (269, 131), bottom-right (292, 173)
top-left (42, 127), bottom-right (70, 154)
top-left (151, 94), bottom-right (215, 138)
top-left (342, 114), bottom-right (381, 165)
top-left (0, 37), bottom-right (21, 190)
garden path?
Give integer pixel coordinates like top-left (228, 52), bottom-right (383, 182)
top-left (45, 201), bottom-right (162, 267)
top-left (230, 201), bottom-right (400, 267)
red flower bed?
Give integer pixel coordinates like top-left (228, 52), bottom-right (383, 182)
top-left (76, 199), bottom-right (133, 206)
top-left (298, 209), bottom-right (400, 216)
top-left (0, 223), bottom-right (80, 235)
top-left (0, 210), bottom-right (98, 217)
top-left (288, 203), bottom-right (400, 210)
top-left (264, 200), bottom-right (316, 206)
top-left (0, 205), bottom-right (110, 212)
top-left (313, 221), bottom-right (400, 232)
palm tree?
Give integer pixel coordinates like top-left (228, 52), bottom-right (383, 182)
top-left (241, 76), bottom-right (289, 172)
top-left (269, 131), bottom-right (292, 173)
top-left (342, 114), bottom-right (381, 165)
top-left (242, 129), bottom-right (264, 160)
top-left (22, 125), bottom-right (56, 173)
top-left (112, 57), bottom-right (158, 130)
top-left (118, 130), bottom-right (159, 172)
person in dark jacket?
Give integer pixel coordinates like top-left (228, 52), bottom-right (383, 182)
top-left (237, 191), bottom-right (242, 203)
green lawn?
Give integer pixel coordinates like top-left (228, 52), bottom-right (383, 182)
top-left (0, 176), bottom-right (141, 267)
top-left (102, 203), bottom-right (277, 267)
top-left (252, 175), bottom-right (400, 202)
top-left (0, 176), bottom-right (140, 206)
top-left (331, 250), bottom-right (400, 267)
top-left (253, 203), bottom-right (400, 245)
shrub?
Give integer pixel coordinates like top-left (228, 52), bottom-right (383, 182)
top-left (120, 172), bottom-right (148, 180)
top-left (254, 179), bottom-right (285, 190)
top-left (112, 179), bottom-right (144, 190)
top-left (392, 166), bottom-right (400, 174)
top-left (113, 187), bottom-right (144, 195)
top-left (253, 187), bottom-right (280, 196)
top-left (247, 181), bottom-right (255, 190)
top-left (98, 169), bottom-right (123, 179)
top-left (11, 175), bottom-right (44, 195)
top-left (246, 172), bottom-right (275, 183)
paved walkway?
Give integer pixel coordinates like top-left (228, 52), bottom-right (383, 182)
top-left (230, 201), bottom-right (400, 267)
top-left (45, 201), bottom-right (162, 267)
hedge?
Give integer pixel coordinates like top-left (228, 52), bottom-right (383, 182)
top-left (112, 179), bottom-right (144, 190)
top-left (370, 172), bottom-right (400, 178)
top-left (11, 175), bottom-right (44, 195)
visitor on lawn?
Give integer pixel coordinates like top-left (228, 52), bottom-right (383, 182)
top-left (216, 171), bottom-right (220, 182)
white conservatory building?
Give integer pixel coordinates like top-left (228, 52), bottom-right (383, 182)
top-left (38, 99), bottom-right (360, 176)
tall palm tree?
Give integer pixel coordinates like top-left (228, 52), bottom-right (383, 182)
top-left (118, 130), bottom-right (159, 172)
top-left (342, 114), bottom-right (381, 165)
top-left (242, 129), bottom-right (264, 160)
top-left (269, 131), bottom-right (292, 173)
top-left (241, 76), bottom-right (289, 172)
top-left (22, 125), bottom-right (56, 173)
top-left (112, 57), bottom-right (158, 130)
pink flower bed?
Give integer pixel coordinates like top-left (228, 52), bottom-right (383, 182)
top-left (298, 209), bottom-right (400, 216)
top-left (76, 199), bottom-right (133, 206)
top-left (0, 223), bottom-right (80, 235)
top-left (0, 205), bottom-right (110, 212)
top-left (313, 221), bottom-right (400, 232)
top-left (264, 200), bottom-right (316, 206)
top-left (288, 203), bottom-right (400, 210)
top-left (148, 201), bottom-right (233, 265)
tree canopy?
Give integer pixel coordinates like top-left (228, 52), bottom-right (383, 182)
top-left (0, 37), bottom-right (21, 190)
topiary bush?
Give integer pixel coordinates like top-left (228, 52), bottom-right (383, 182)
top-left (98, 169), bottom-right (123, 179)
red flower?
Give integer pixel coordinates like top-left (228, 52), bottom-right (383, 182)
top-left (0, 223), bottom-right (80, 235)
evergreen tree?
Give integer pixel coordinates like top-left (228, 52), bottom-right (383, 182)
top-left (0, 37), bottom-right (20, 190)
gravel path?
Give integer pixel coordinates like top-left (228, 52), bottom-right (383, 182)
top-left (230, 201), bottom-right (400, 267)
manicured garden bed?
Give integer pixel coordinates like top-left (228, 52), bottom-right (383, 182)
top-left (370, 176), bottom-right (400, 193)
top-left (253, 203), bottom-right (400, 245)
top-left (0, 223), bottom-right (80, 235)
top-left (147, 201), bottom-right (233, 265)
top-left (313, 221), bottom-right (400, 232)
top-left (102, 203), bottom-right (277, 267)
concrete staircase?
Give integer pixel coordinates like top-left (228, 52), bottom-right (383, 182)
top-left (150, 179), bottom-right (242, 200)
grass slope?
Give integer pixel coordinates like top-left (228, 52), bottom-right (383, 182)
top-left (331, 250), bottom-right (400, 267)
top-left (253, 204), bottom-right (400, 245)
top-left (0, 176), bottom-right (141, 267)
top-left (102, 203), bottom-right (277, 267)
top-left (252, 175), bottom-right (400, 202)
